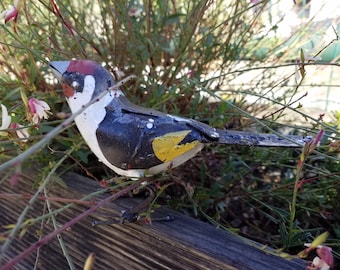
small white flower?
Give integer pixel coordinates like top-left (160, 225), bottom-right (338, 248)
top-left (0, 104), bottom-right (11, 135)
top-left (10, 122), bottom-right (29, 142)
top-left (312, 256), bottom-right (330, 270)
top-left (28, 98), bottom-right (51, 124)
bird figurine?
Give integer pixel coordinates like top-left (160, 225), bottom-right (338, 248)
top-left (49, 60), bottom-right (311, 179)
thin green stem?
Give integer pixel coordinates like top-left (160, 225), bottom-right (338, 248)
top-left (44, 187), bottom-right (76, 270)
top-left (288, 158), bottom-right (304, 247)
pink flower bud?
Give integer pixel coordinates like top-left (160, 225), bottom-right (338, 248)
top-left (317, 246), bottom-right (333, 268)
top-left (0, 0), bottom-right (20, 24)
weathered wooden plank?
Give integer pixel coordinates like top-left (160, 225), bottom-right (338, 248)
top-left (0, 169), bottom-right (307, 270)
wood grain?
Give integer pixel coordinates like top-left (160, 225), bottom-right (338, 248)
top-left (0, 170), bottom-right (307, 270)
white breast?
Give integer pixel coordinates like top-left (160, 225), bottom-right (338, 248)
top-left (67, 76), bottom-right (115, 170)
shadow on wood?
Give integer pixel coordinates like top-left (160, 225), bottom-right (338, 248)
top-left (0, 169), bottom-right (307, 270)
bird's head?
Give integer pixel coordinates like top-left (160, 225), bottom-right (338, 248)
top-left (49, 60), bottom-right (117, 112)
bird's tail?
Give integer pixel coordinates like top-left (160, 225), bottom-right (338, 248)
top-left (215, 129), bottom-right (312, 147)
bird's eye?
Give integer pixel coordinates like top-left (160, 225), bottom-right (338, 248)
top-left (71, 81), bottom-right (79, 89)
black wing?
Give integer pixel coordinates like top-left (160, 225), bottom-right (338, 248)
top-left (96, 96), bottom-right (219, 170)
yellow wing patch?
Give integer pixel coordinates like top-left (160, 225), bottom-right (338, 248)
top-left (152, 130), bottom-right (199, 162)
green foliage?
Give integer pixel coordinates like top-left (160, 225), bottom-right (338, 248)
top-left (1, 0), bottom-right (340, 267)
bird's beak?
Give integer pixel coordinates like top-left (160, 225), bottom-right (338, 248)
top-left (49, 61), bottom-right (70, 81)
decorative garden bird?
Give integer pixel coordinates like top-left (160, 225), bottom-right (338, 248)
top-left (49, 60), bottom-right (311, 179)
